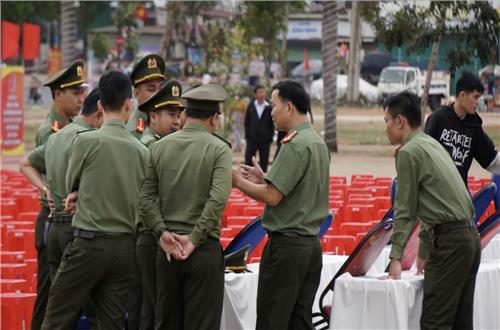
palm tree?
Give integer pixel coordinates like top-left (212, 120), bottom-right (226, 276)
top-left (322, 2), bottom-right (338, 152)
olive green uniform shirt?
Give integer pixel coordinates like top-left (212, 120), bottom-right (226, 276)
top-left (35, 108), bottom-right (70, 206)
top-left (66, 119), bottom-right (150, 234)
top-left (263, 122), bottom-right (330, 236)
top-left (28, 118), bottom-right (92, 216)
top-left (389, 131), bottom-right (474, 260)
top-left (138, 123), bottom-right (232, 247)
top-left (35, 108), bottom-right (69, 147)
top-left (126, 105), bottom-right (148, 139)
top-left (137, 126), bottom-right (161, 232)
top-left (140, 127), bottom-right (160, 148)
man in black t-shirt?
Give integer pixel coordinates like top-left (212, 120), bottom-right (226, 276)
top-left (425, 72), bottom-right (500, 185)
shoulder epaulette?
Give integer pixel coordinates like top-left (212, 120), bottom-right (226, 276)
top-left (212, 133), bottom-right (232, 149)
top-left (281, 131), bottom-right (298, 144)
top-left (76, 129), bottom-right (93, 135)
top-left (136, 118), bottom-right (145, 133)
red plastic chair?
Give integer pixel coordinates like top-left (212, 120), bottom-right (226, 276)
top-left (0, 263), bottom-right (28, 279)
top-left (1, 278), bottom-right (29, 292)
top-left (226, 216), bottom-right (254, 226)
top-left (0, 251), bottom-right (26, 264)
top-left (339, 222), bottom-right (373, 237)
top-left (0, 292), bottom-right (36, 330)
top-left (16, 212), bottom-right (39, 222)
top-left (242, 206), bottom-right (264, 217)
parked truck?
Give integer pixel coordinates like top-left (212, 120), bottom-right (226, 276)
top-left (377, 65), bottom-right (451, 110)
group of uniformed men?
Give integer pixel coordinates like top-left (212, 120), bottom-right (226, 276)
top-left (19, 52), bottom-right (500, 330)
top-left (20, 54), bottom-right (331, 330)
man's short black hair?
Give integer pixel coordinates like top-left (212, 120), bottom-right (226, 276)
top-left (81, 88), bottom-right (100, 116)
top-left (254, 84), bottom-right (264, 94)
top-left (98, 71), bottom-right (132, 112)
top-left (383, 91), bottom-right (422, 128)
top-left (456, 72), bottom-right (485, 95)
top-left (186, 108), bottom-right (218, 120)
top-left (271, 80), bottom-right (311, 116)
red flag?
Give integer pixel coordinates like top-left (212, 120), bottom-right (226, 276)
top-left (304, 48), bottom-right (310, 71)
top-left (1, 20), bottom-right (20, 60)
top-left (22, 23), bottom-right (41, 60)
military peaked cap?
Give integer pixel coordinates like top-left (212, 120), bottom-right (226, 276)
top-left (44, 60), bottom-right (87, 90)
top-left (130, 54), bottom-right (166, 87)
top-left (138, 80), bottom-right (185, 113)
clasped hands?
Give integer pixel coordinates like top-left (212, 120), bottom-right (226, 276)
top-left (159, 232), bottom-right (196, 262)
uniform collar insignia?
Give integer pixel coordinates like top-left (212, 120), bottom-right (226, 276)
top-left (136, 118), bottom-right (145, 133)
top-left (281, 131), bottom-right (298, 144)
top-left (51, 120), bottom-right (60, 132)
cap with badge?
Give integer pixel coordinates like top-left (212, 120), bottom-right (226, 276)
top-left (224, 244), bottom-right (251, 273)
top-left (44, 60), bottom-right (87, 90)
top-left (138, 80), bottom-right (185, 113)
top-left (130, 54), bottom-right (166, 87)
top-left (182, 84), bottom-right (228, 113)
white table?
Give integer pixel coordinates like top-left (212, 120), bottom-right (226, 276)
top-left (330, 262), bottom-right (500, 329)
top-left (222, 254), bottom-right (348, 330)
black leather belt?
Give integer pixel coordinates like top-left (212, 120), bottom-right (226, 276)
top-left (429, 220), bottom-right (474, 236)
top-left (50, 215), bottom-right (73, 224)
top-left (73, 228), bottom-right (133, 239)
top-left (267, 231), bottom-right (315, 238)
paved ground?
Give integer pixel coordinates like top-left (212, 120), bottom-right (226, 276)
top-left (3, 78), bottom-right (499, 181)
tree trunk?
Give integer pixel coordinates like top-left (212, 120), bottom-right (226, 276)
top-left (160, 1), bottom-right (175, 60)
top-left (420, 6), bottom-right (445, 123)
top-left (280, 1), bottom-right (289, 79)
top-left (347, 1), bottom-right (360, 103)
top-left (322, 1), bottom-right (338, 152)
top-left (61, 1), bottom-right (77, 66)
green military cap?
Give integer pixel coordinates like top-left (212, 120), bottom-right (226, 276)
top-left (138, 80), bottom-right (185, 113)
top-left (182, 84), bottom-right (228, 112)
top-left (224, 244), bottom-right (251, 273)
top-left (43, 60), bottom-right (87, 90)
top-left (130, 54), bottom-right (166, 87)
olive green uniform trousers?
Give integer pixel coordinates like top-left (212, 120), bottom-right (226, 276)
top-left (136, 232), bottom-right (157, 330)
top-left (421, 225), bottom-right (481, 330)
top-left (256, 234), bottom-right (323, 330)
top-left (155, 238), bottom-right (224, 329)
top-left (31, 206), bottom-right (51, 330)
top-left (42, 234), bottom-right (134, 330)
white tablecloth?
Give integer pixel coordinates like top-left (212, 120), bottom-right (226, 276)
top-left (482, 235), bottom-right (500, 261)
top-left (330, 262), bottom-right (500, 329)
top-left (222, 254), bottom-right (348, 330)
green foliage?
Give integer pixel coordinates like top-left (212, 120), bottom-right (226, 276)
top-left (201, 23), bottom-right (251, 75)
top-left (238, 1), bottom-right (305, 84)
top-left (1, 1), bottom-right (59, 23)
top-left (361, 2), bottom-right (500, 71)
top-left (113, 2), bottom-right (139, 56)
top-left (113, 2), bottom-right (138, 30)
top-left (90, 33), bottom-right (109, 60)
